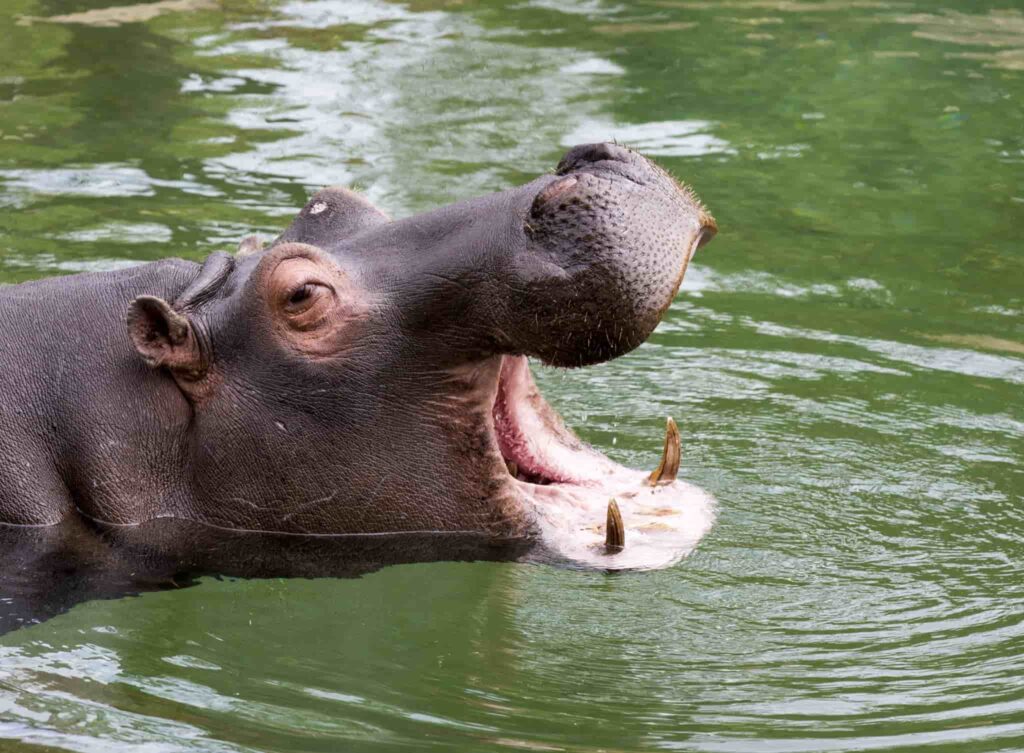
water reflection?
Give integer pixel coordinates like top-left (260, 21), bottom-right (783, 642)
top-left (196, 0), bottom-right (624, 212)
top-left (0, 518), bottom-right (531, 633)
top-left (0, 165), bottom-right (218, 201)
top-left (0, 553), bottom-right (532, 751)
top-left (17, 0), bottom-right (215, 28)
top-left (892, 9), bottom-right (1024, 71)
top-left (55, 222), bottom-right (174, 245)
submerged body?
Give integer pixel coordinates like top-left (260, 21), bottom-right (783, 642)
top-left (0, 143), bottom-right (716, 571)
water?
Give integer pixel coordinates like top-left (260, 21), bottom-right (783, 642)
top-left (1, 0), bottom-right (1022, 750)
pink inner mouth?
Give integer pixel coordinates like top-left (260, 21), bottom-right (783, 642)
top-left (491, 355), bottom-right (616, 488)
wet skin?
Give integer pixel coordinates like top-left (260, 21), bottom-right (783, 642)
top-left (0, 143), bottom-right (716, 596)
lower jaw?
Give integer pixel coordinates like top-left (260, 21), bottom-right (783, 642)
top-left (517, 473), bottom-right (717, 571)
top-left (490, 355), bottom-right (717, 570)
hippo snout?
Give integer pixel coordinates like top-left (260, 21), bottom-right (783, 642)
top-left (502, 143), bottom-right (716, 367)
top-left (310, 142), bottom-right (715, 372)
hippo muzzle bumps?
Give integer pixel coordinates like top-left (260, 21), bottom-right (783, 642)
top-left (0, 143), bottom-right (716, 571)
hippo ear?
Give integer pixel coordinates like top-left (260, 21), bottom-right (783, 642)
top-left (235, 234), bottom-right (264, 258)
top-left (126, 296), bottom-right (205, 378)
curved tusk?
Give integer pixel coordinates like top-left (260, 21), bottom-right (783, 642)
top-left (605, 499), bottom-right (625, 552)
top-left (647, 416), bottom-right (680, 486)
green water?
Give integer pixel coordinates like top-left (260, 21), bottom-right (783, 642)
top-left (1, 0), bottom-right (1023, 750)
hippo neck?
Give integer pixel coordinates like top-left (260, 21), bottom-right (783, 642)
top-left (0, 258), bottom-right (202, 525)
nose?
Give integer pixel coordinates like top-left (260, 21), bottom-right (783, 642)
top-left (555, 143), bottom-right (718, 252)
top-left (555, 142), bottom-right (638, 176)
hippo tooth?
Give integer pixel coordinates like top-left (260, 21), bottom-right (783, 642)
top-left (647, 416), bottom-right (680, 486)
top-left (506, 459), bottom-right (518, 478)
top-left (605, 499), bottom-right (625, 552)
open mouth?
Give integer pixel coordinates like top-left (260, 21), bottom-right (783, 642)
top-left (489, 355), bottom-right (716, 570)
top-left (484, 178), bottom-right (718, 570)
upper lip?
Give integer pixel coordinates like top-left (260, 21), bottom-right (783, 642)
top-left (491, 354), bottom-right (607, 488)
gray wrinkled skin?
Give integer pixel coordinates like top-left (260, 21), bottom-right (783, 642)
top-left (0, 144), bottom-right (715, 553)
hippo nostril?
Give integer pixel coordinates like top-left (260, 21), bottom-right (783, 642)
top-left (556, 142), bottom-right (634, 175)
top-left (530, 176), bottom-right (578, 217)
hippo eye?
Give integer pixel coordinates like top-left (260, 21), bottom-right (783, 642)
top-left (267, 255), bottom-right (342, 335)
top-left (289, 284), bottom-right (315, 306)
top-left (279, 281), bottom-right (336, 332)
top-left (284, 281), bottom-right (331, 310)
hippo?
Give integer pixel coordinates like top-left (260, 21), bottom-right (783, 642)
top-left (0, 143), bottom-right (717, 585)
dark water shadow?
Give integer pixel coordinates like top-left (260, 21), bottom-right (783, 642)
top-left (0, 517), bottom-right (533, 635)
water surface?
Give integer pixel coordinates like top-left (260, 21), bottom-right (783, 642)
top-left (1, 0), bottom-right (1022, 751)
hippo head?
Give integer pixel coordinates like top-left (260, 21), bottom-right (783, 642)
top-left (127, 144), bottom-right (717, 569)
